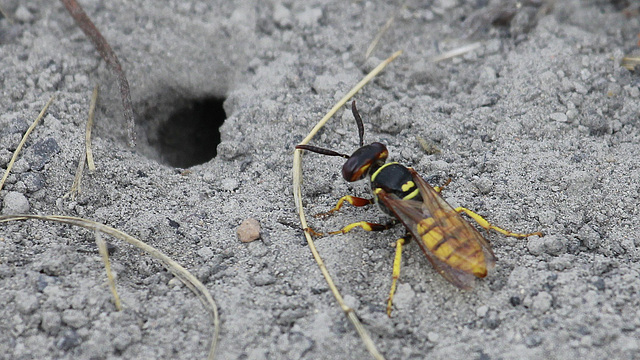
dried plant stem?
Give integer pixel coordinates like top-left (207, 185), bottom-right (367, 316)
top-left (622, 57), bottom-right (640, 71)
top-left (86, 85), bottom-right (98, 171)
top-left (0, 214), bottom-right (219, 360)
top-left (60, 0), bottom-right (136, 146)
top-left (364, 3), bottom-right (406, 60)
top-left (0, 5), bottom-right (13, 23)
top-left (0, 96), bottom-right (54, 192)
top-left (65, 145), bottom-right (87, 200)
top-left (95, 230), bottom-right (122, 310)
top-left (431, 42), bottom-right (482, 62)
top-left (65, 86), bottom-right (98, 200)
top-left (293, 50), bottom-right (402, 360)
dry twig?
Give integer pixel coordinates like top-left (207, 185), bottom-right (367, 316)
top-left (0, 214), bottom-right (220, 360)
top-left (0, 5), bottom-right (13, 23)
top-left (65, 86), bottom-right (98, 199)
top-left (86, 85), bottom-right (98, 171)
top-left (0, 96), bottom-right (54, 192)
top-left (293, 50), bottom-right (402, 360)
top-left (431, 42), bottom-right (482, 62)
top-left (95, 230), bottom-right (122, 310)
top-left (622, 56), bottom-right (640, 71)
top-left (364, 3), bottom-right (406, 60)
top-left (60, 0), bottom-right (136, 146)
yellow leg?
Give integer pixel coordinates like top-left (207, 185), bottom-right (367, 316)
top-left (387, 236), bottom-right (407, 317)
top-left (328, 220), bottom-right (396, 235)
top-left (454, 207), bottom-right (544, 238)
top-left (317, 195), bottom-right (374, 217)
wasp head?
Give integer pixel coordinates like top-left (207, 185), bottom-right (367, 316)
top-left (341, 142), bottom-right (388, 182)
top-left (295, 100), bottom-right (387, 182)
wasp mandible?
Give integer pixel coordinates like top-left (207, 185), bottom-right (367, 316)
top-left (296, 101), bottom-right (543, 316)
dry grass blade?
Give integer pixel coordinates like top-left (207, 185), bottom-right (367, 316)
top-left (0, 96), bottom-right (54, 192)
top-left (0, 5), bottom-right (13, 24)
top-left (364, 3), bottom-right (406, 60)
top-left (86, 85), bottom-right (98, 171)
top-left (0, 214), bottom-right (219, 360)
top-left (60, 0), bottom-right (136, 146)
top-left (431, 42), bottom-right (482, 62)
top-left (622, 57), bottom-right (640, 71)
top-left (65, 146), bottom-right (86, 199)
top-left (293, 50), bottom-right (402, 360)
top-left (95, 230), bottom-right (122, 310)
top-left (65, 86), bottom-right (98, 199)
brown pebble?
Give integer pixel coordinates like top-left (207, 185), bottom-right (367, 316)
top-left (237, 218), bottom-right (261, 242)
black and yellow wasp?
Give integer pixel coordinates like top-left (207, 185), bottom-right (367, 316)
top-left (296, 101), bottom-right (543, 316)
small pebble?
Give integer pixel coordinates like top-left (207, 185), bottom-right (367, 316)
top-left (56, 329), bottom-right (81, 350)
top-left (476, 305), bottom-right (489, 317)
top-left (544, 235), bottom-right (566, 255)
top-left (574, 82), bottom-right (588, 94)
top-left (2, 191), bottom-right (30, 214)
top-left (168, 277), bottom-right (183, 288)
top-left (253, 271), bottom-right (276, 286)
top-left (392, 283), bottom-right (415, 311)
top-left (197, 246), bottom-right (214, 260)
top-left (14, 5), bottom-right (34, 22)
top-left (41, 311), bottom-right (62, 335)
top-left (20, 173), bottom-right (45, 192)
top-left (527, 236), bottom-right (545, 256)
top-left (531, 292), bottom-right (552, 313)
top-left (483, 310), bottom-right (501, 329)
top-left (26, 137), bottom-right (60, 171)
top-left (61, 309), bottom-right (89, 328)
top-left (473, 177), bottom-right (493, 194)
top-left (427, 332), bottom-right (440, 343)
top-left (578, 224), bottom-right (601, 250)
top-left (626, 85), bottom-right (640, 98)
top-left (566, 109), bottom-right (578, 121)
top-left (273, 3), bottom-right (292, 28)
top-left (297, 8), bottom-right (322, 27)
top-left (342, 294), bottom-right (360, 310)
top-left (221, 178), bottom-right (239, 192)
top-left (0, 149), bottom-right (11, 167)
top-left (237, 218), bottom-right (261, 242)
top-left (549, 112), bottom-right (568, 123)
top-left (525, 333), bottom-right (543, 347)
top-left (217, 141), bottom-right (249, 160)
top-left (15, 291), bottom-right (39, 314)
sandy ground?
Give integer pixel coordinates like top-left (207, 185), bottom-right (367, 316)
top-left (1, 0), bottom-right (640, 359)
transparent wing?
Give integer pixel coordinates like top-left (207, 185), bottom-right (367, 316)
top-left (376, 169), bottom-right (496, 289)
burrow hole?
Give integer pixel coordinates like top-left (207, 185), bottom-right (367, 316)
top-left (140, 96), bottom-right (226, 168)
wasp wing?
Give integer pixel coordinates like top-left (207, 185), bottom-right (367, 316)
top-left (409, 168), bottom-right (496, 261)
top-left (376, 169), bottom-right (496, 289)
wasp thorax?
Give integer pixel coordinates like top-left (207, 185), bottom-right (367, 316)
top-left (342, 142), bottom-right (389, 182)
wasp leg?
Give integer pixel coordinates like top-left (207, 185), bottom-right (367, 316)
top-left (303, 227), bottom-right (325, 237)
top-left (316, 195), bottom-right (374, 217)
top-left (433, 178), bottom-right (452, 193)
top-left (454, 207), bottom-right (544, 238)
top-left (327, 220), bottom-right (397, 235)
top-left (387, 235), bottom-right (410, 317)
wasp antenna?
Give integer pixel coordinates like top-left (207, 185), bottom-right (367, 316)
top-left (296, 144), bottom-right (350, 158)
top-left (351, 100), bottom-right (365, 147)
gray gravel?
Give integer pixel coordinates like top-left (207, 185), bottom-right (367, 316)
top-left (1, 0), bottom-right (640, 359)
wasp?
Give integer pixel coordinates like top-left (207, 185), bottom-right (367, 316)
top-left (296, 101), bottom-right (543, 316)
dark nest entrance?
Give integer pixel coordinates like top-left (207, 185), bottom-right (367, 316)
top-left (140, 96), bottom-right (226, 168)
